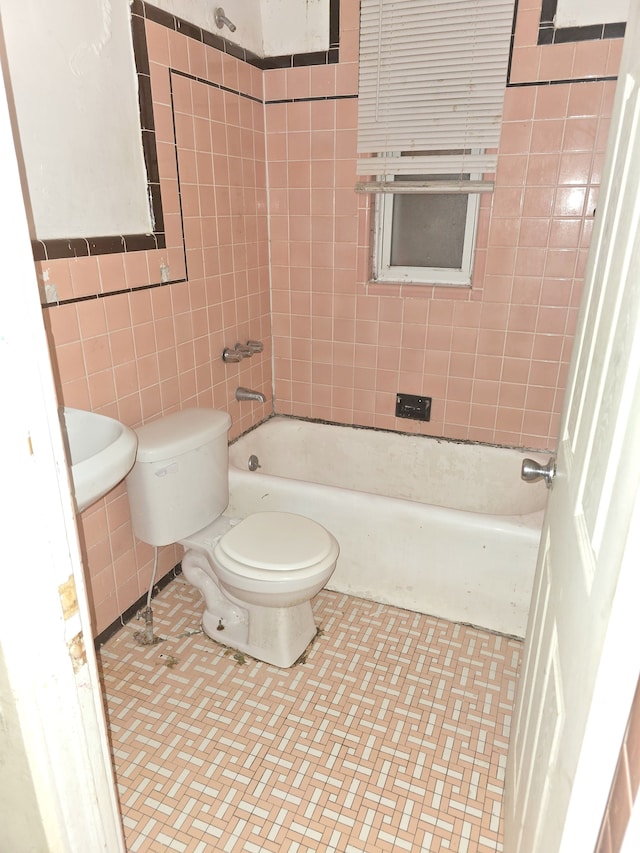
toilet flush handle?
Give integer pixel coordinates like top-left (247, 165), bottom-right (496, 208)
top-left (155, 462), bottom-right (178, 477)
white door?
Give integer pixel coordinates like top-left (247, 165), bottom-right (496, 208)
top-left (0, 41), bottom-right (125, 852)
top-left (504, 7), bottom-right (640, 852)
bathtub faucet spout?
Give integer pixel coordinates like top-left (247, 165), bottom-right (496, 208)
top-left (236, 387), bottom-right (266, 403)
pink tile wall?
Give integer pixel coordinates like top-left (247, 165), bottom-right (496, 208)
top-left (40, 20), bottom-right (271, 634)
top-left (266, 0), bottom-right (619, 448)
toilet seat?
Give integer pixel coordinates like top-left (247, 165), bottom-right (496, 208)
top-left (213, 512), bottom-right (338, 583)
top-left (213, 512), bottom-right (338, 582)
top-left (181, 512), bottom-right (338, 583)
top-left (219, 512), bottom-right (334, 570)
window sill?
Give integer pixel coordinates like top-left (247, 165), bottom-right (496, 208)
top-left (368, 278), bottom-right (472, 289)
top-left (365, 279), bottom-right (473, 299)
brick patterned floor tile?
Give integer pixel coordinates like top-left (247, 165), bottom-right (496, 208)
top-left (100, 579), bottom-right (521, 851)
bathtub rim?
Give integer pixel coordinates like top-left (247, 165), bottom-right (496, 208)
top-left (228, 463), bottom-right (545, 535)
top-left (229, 413), bottom-right (551, 520)
top-left (229, 412), bottom-right (556, 457)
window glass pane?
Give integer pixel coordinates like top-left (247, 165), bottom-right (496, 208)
top-left (390, 192), bottom-right (469, 269)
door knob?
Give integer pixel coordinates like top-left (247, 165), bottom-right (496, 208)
top-left (521, 457), bottom-right (556, 488)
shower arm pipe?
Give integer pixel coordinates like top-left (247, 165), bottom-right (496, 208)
top-left (214, 7), bottom-right (237, 33)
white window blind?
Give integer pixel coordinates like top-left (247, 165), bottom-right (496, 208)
top-left (357, 0), bottom-right (514, 179)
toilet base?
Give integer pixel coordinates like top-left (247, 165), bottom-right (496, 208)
top-left (182, 547), bottom-right (319, 668)
top-left (202, 599), bottom-right (317, 668)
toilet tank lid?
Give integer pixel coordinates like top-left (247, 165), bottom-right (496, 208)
top-left (135, 409), bottom-right (231, 462)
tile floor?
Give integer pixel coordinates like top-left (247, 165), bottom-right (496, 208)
top-left (99, 578), bottom-right (522, 852)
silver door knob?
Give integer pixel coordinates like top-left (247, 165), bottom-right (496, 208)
top-left (521, 457), bottom-right (556, 488)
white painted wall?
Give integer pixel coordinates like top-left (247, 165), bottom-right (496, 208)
top-left (0, 650), bottom-right (49, 851)
top-left (0, 0), bottom-right (151, 241)
top-left (555, 0), bottom-right (628, 28)
top-left (261, 0), bottom-right (329, 57)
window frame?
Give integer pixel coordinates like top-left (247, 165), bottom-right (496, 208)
top-left (372, 173), bottom-right (481, 288)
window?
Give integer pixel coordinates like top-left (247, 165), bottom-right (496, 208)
top-left (375, 171), bottom-right (481, 286)
top-left (357, 0), bottom-right (514, 286)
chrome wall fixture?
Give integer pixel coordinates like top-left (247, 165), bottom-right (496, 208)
top-left (236, 387), bottom-right (266, 403)
top-left (222, 340), bottom-right (264, 362)
top-left (214, 7), bottom-right (237, 32)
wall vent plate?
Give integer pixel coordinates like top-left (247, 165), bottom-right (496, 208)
top-left (396, 393), bottom-right (431, 422)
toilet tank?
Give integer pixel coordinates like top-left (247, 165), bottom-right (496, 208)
top-left (126, 409), bottom-right (231, 546)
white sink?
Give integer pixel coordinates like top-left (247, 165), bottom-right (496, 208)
top-left (60, 407), bottom-right (138, 512)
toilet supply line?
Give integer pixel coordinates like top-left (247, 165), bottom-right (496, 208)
top-left (133, 546), bottom-right (162, 646)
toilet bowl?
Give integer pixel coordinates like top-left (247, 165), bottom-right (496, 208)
top-left (125, 409), bottom-right (339, 667)
top-left (181, 512), bottom-right (338, 666)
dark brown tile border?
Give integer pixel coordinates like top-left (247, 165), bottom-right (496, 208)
top-left (508, 74), bottom-right (620, 89)
top-left (265, 93), bottom-right (358, 106)
top-left (171, 67), bottom-right (263, 105)
top-left (538, 0), bottom-right (626, 46)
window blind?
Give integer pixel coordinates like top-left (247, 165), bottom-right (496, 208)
top-left (357, 0), bottom-right (514, 179)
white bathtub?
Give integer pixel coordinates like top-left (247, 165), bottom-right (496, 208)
top-left (227, 417), bottom-right (549, 637)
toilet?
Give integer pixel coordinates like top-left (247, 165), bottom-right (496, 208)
top-left (125, 408), bottom-right (339, 667)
